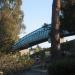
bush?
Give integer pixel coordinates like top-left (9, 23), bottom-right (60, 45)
top-left (48, 58), bottom-right (75, 75)
top-left (0, 52), bottom-right (34, 75)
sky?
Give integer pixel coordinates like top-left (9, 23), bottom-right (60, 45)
top-left (20, 0), bottom-right (53, 48)
top-left (20, 0), bottom-right (75, 48)
top-left (21, 0), bottom-right (53, 34)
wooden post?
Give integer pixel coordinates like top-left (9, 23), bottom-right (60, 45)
top-left (51, 0), bottom-right (61, 58)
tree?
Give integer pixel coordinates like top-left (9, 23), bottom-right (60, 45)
top-left (51, 0), bottom-right (61, 57)
top-left (60, 0), bottom-right (75, 32)
top-left (0, 0), bottom-right (24, 52)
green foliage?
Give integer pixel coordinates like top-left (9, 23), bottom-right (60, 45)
top-left (60, 0), bottom-right (75, 32)
top-left (61, 41), bottom-right (73, 51)
top-left (48, 58), bottom-right (75, 75)
top-left (0, 52), bottom-right (34, 75)
top-left (0, 0), bottom-right (24, 52)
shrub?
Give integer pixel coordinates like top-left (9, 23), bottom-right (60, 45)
top-left (0, 52), bottom-right (34, 75)
top-left (48, 58), bottom-right (75, 75)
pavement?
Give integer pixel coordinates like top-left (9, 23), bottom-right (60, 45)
top-left (22, 69), bottom-right (48, 75)
top-left (21, 64), bottom-right (48, 75)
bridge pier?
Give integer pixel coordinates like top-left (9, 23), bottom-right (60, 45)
top-left (60, 37), bottom-right (64, 43)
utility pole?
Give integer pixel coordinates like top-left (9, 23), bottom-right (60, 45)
top-left (51, 0), bottom-right (61, 58)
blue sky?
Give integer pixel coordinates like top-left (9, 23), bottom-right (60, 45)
top-left (21, 0), bottom-right (53, 34)
top-left (20, 0), bottom-right (53, 48)
top-left (20, 0), bottom-right (75, 48)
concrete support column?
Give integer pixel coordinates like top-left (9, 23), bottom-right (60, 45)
top-left (60, 37), bottom-right (64, 43)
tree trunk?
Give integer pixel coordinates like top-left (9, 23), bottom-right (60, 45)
top-left (51, 0), bottom-right (61, 58)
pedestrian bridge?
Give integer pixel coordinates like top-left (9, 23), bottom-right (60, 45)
top-left (12, 23), bottom-right (75, 50)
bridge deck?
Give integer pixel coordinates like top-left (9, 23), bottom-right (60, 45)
top-left (12, 24), bottom-right (75, 50)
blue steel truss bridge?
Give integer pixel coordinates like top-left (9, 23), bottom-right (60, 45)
top-left (12, 23), bottom-right (75, 50)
